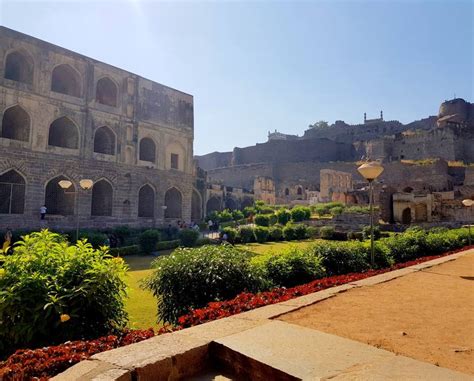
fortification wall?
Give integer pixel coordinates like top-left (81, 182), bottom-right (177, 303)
top-left (195, 151), bottom-right (232, 171)
top-left (232, 138), bottom-right (356, 165)
top-left (207, 163), bottom-right (273, 190)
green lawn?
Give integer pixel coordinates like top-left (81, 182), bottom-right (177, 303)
top-left (123, 255), bottom-right (161, 330)
top-left (237, 239), bottom-right (322, 255)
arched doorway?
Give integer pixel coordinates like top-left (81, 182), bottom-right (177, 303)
top-left (138, 184), bottom-right (155, 218)
top-left (45, 176), bottom-right (75, 215)
top-left (91, 180), bottom-right (113, 216)
top-left (225, 197), bottom-right (238, 211)
top-left (206, 196), bottom-right (221, 214)
top-left (165, 187), bottom-right (182, 219)
top-left (402, 207), bottom-right (412, 224)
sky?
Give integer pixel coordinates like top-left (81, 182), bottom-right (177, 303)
top-left (1, 0), bottom-right (473, 155)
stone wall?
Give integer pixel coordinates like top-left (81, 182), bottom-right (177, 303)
top-left (0, 26), bottom-right (198, 230)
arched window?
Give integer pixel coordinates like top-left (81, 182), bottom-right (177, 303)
top-left (0, 170), bottom-right (25, 214)
top-left (96, 77), bottom-right (118, 107)
top-left (51, 64), bottom-right (81, 97)
top-left (1, 105), bottom-right (30, 141)
top-left (191, 190), bottom-right (202, 221)
top-left (94, 126), bottom-right (115, 155)
top-left (91, 180), bottom-right (113, 216)
top-left (45, 176), bottom-right (75, 215)
top-left (48, 117), bottom-right (79, 149)
top-left (241, 197), bottom-right (253, 209)
top-left (225, 197), bottom-right (237, 211)
top-left (165, 187), bottom-right (182, 219)
top-left (138, 184), bottom-right (155, 218)
top-left (139, 138), bottom-right (155, 162)
top-left (4, 51), bottom-right (33, 84)
top-left (284, 188), bottom-right (290, 196)
top-left (206, 196), bottom-right (221, 214)
top-left (297, 187), bottom-right (303, 195)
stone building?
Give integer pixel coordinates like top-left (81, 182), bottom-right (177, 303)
top-left (319, 169), bottom-right (353, 203)
top-left (0, 26), bottom-right (203, 230)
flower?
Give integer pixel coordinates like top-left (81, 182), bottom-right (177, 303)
top-left (60, 314), bottom-right (71, 323)
top-left (0, 268), bottom-right (5, 278)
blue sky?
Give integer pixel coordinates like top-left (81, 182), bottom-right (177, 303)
top-left (1, 0), bottom-right (472, 155)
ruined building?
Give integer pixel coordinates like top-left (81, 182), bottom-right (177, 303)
top-left (0, 27), bottom-right (204, 230)
top-left (196, 98), bottom-right (474, 223)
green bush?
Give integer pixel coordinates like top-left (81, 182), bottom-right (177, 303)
top-left (313, 204), bottom-right (330, 216)
top-left (139, 229), bottom-right (161, 253)
top-left (276, 209), bottom-right (291, 225)
top-left (243, 206), bottom-right (256, 217)
top-left (78, 230), bottom-right (108, 248)
top-left (0, 230), bottom-right (128, 354)
top-left (329, 206), bottom-right (344, 216)
top-left (294, 224), bottom-right (308, 240)
top-left (320, 226), bottom-right (335, 240)
top-left (156, 240), bottom-right (180, 251)
top-left (383, 227), bottom-right (427, 262)
top-left (306, 226), bottom-right (319, 238)
top-left (232, 210), bottom-right (244, 221)
top-left (269, 226), bottom-right (283, 241)
top-left (257, 246), bottom-right (325, 287)
top-left (113, 226), bottom-right (132, 245)
top-left (283, 224), bottom-right (297, 241)
top-left (218, 209), bottom-right (233, 223)
top-left (221, 227), bottom-right (238, 243)
top-left (255, 214), bottom-right (270, 227)
top-left (196, 237), bottom-right (213, 246)
top-left (254, 226), bottom-right (269, 243)
top-left (313, 241), bottom-right (369, 275)
top-left (109, 245), bottom-right (140, 256)
top-left (239, 226), bottom-right (255, 243)
top-left (178, 229), bottom-right (200, 247)
top-left (362, 226), bottom-right (381, 240)
top-left (291, 206), bottom-right (311, 222)
top-left (144, 245), bottom-right (264, 323)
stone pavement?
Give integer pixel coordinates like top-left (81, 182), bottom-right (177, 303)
top-left (53, 248), bottom-right (474, 381)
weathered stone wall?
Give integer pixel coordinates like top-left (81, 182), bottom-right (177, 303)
top-left (195, 151), bottom-right (232, 171)
top-left (0, 26), bottom-right (197, 229)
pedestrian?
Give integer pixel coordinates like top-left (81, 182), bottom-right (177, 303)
top-left (208, 219), bottom-right (213, 231)
top-left (40, 205), bottom-right (47, 220)
top-left (2, 228), bottom-right (12, 253)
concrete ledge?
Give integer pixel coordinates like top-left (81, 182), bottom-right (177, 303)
top-left (51, 359), bottom-right (131, 381)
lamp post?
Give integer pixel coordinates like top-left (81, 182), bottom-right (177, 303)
top-left (357, 161), bottom-right (384, 267)
top-left (462, 199), bottom-right (474, 246)
top-left (58, 179), bottom-right (93, 242)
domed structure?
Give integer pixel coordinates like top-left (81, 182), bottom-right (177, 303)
top-left (437, 98), bottom-right (473, 128)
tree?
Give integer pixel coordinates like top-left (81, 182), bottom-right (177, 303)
top-left (309, 120), bottom-right (329, 129)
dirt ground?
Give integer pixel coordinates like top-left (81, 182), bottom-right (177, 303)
top-left (279, 252), bottom-right (474, 375)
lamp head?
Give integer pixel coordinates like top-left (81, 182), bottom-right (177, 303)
top-left (79, 179), bottom-right (94, 190)
top-left (462, 199), bottom-right (474, 207)
top-left (357, 161), bottom-right (384, 181)
top-left (58, 180), bottom-right (73, 189)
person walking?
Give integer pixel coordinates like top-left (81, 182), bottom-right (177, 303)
top-left (40, 205), bottom-right (47, 220)
top-left (2, 228), bottom-right (12, 253)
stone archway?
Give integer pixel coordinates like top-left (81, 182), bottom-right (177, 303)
top-left (415, 203), bottom-right (428, 222)
top-left (191, 190), bottom-right (202, 221)
top-left (402, 207), bottom-right (412, 224)
top-left (206, 196), bottom-right (221, 214)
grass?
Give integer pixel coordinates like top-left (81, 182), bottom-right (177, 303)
top-left (122, 255), bottom-right (166, 330)
top-left (237, 239), bottom-right (322, 255)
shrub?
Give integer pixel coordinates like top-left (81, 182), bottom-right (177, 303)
top-left (363, 241), bottom-right (394, 269)
top-left (156, 240), bottom-right (180, 251)
top-left (78, 230), bottom-right (108, 248)
top-left (294, 224), bottom-right (308, 240)
top-left (329, 206), bottom-right (344, 216)
top-left (239, 226), bottom-right (255, 243)
top-left (196, 237), bottom-right (213, 246)
top-left (144, 245), bottom-right (264, 323)
top-left (218, 209), bottom-right (233, 223)
top-left (232, 210), bottom-right (244, 221)
top-left (258, 246), bottom-right (325, 287)
top-left (283, 224), bottom-right (297, 241)
top-left (254, 226), bottom-right (269, 243)
top-left (255, 214), bottom-right (270, 227)
top-left (313, 241), bottom-right (369, 275)
top-left (113, 226), bottom-right (132, 245)
top-left (109, 245), bottom-right (140, 256)
top-left (243, 206), bottom-right (256, 217)
top-left (291, 206), bottom-right (311, 222)
top-left (258, 207), bottom-right (275, 215)
top-left (320, 226), bottom-right (335, 240)
top-left (313, 204), bottom-right (330, 216)
top-left (306, 226), bottom-right (319, 238)
top-left (139, 229), bottom-right (161, 253)
top-left (178, 229), bottom-right (200, 247)
top-left (276, 209), bottom-right (291, 225)
top-left (269, 226), bottom-right (283, 241)
top-left (0, 230), bottom-right (128, 354)
top-left (383, 227), bottom-right (427, 262)
top-left (221, 227), bottom-right (238, 243)
top-left (362, 226), bottom-right (381, 240)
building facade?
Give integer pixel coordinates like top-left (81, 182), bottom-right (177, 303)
top-left (0, 27), bottom-right (203, 230)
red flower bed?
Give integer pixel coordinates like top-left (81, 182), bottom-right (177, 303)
top-left (177, 247), bottom-right (472, 327)
top-left (0, 329), bottom-right (154, 381)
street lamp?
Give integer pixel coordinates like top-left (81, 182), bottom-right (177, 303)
top-left (59, 179), bottom-right (93, 242)
top-left (357, 161), bottom-right (384, 267)
top-left (462, 199), bottom-right (474, 246)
